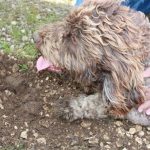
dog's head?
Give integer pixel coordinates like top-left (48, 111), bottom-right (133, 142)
top-left (34, 2), bottom-right (146, 115)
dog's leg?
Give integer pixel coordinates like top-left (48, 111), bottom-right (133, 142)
top-left (126, 108), bottom-right (150, 126)
top-left (58, 93), bottom-right (109, 121)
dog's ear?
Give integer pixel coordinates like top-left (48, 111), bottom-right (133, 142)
top-left (101, 48), bottom-right (145, 115)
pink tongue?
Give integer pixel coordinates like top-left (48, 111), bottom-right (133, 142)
top-left (36, 56), bottom-right (62, 73)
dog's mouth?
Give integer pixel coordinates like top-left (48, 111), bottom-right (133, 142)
top-left (36, 56), bottom-right (62, 73)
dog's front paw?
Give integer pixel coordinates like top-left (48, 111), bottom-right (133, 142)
top-left (127, 108), bottom-right (150, 126)
top-left (56, 100), bottom-right (76, 122)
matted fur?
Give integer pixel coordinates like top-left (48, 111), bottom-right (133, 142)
top-left (35, 0), bottom-right (150, 116)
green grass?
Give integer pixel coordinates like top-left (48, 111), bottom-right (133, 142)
top-left (11, 26), bottom-right (23, 41)
top-left (17, 43), bottom-right (38, 59)
top-left (0, 0), bottom-right (70, 60)
top-left (0, 41), bottom-right (12, 54)
top-left (18, 64), bottom-right (29, 72)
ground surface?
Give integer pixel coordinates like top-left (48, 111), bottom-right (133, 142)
top-left (1, 0), bottom-right (150, 150)
top-left (1, 53), bottom-right (150, 150)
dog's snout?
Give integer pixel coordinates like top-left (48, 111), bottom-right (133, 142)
top-left (33, 32), bottom-right (41, 43)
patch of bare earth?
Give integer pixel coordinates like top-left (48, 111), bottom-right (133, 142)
top-left (1, 53), bottom-right (150, 149)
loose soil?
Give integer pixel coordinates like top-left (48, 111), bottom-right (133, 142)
top-left (0, 53), bottom-right (150, 150)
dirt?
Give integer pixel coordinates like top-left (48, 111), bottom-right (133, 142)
top-left (0, 53), bottom-right (150, 150)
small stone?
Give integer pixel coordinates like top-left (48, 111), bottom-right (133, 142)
top-left (45, 77), bottom-right (49, 81)
top-left (103, 134), bottom-right (109, 141)
top-left (11, 21), bottom-right (17, 25)
top-left (33, 131), bottom-right (38, 138)
top-left (138, 131), bottom-right (144, 137)
top-left (100, 142), bottom-right (104, 147)
top-left (115, 121), bottom-right (123, 126)
top-left (146, 144), bottom-right (150, 149)
top-left (2, 28), bottom-right (6, 31)
top-left (117, 127), bottom-right (125, 137)
top-left (116, 139), bottom-right (123, 147)
top-left (135, 125), bottom-right (142, 132)
top-left (22, 36), bottom-right (28, 41)
top-left (20, 129), bottom-right (28, 139)
top-left (39, 119), bottom-right (50, 128)
top-left (12, 63), bottom-right (19, 73)
top-left (88, 137), bottom-right (99, 145)
top-left (21, 29), bottom-right (26, 33)
top-left (81, 121), bottom-right (91, 128)
top-left (5, 90), bottom-right (12, 96)
top-left (37, 138), bottom-right (46, 145)
top-left (122, 148), bottom-right (128, 150)
top-left (36, 14), bottom-right (41, 20)
top-left (135, 137), bottom-right (143, 145)
top-left (10, 45), bottom-right (15, 50)
top-left (14, 126), bottom-right (18, 130)
top-left (147, 127), bottom-right (150, 131)
top-left (104, 145), bottom-right (110, 149)
top-left (129, 128), bottom-right (136, 135)
top-left (0, 103), bottom-right (4, 109)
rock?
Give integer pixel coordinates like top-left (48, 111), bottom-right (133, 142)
top-left (135, 137), bottom-right (143, 145)
top-left (147, 144), bottom-right (150, 149)
top-left (116, 139), bottom-right (124, 147)
top-left (11, 21), bottom-right (17, 25)
top-left (129, 128), bottom-right (136, 135)
top-left (10, 45), bottom-right (15, 50)
top-left (21, 29), bottom-right (26, 33)
top-left (81, 121), bottom-right (91, 128)
top-left (33, 130), bottom-right (38, 138)
top-left (20, 129), bottom-right (28, 139)
top-left (103, 134), bottom-right (109, 141)
top-left (22, 36), bottom-right (28, 41)
top-left (88, 137), bottom-right (99, 145)
top-left (138, 131), bottom-right (144, 137)
top-left (115, 121), bottom-right (123, 126)
top-left (37, 138), bottom-right (46, 145)
top-left (12, 63), bottom-right (19, 73)
top-left (135, 125), bottom-right (142, 132)
top-left (39, 119), bottom-right (50, 128)
top-left (0, 103), bottom-right (4, 110)
top-left (116, 127), bottom-right (125, 137)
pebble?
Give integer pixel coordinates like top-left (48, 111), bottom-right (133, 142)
top-left (116, 139), bottom-right (123, 147)
top-left (33, 130), bottom-right (38, 138)
top-left (11, 21), bottom-right (17, 25)
top-left (138, 131), bottom-right (144, 137)
top-left (20, 129), bottom-right (28, 139)
top-left (12, 63), bottom-right (19, 73)
top-left (115, 121), bottom-right (123, 126)
top-left (0, 99), bottom-right (4, 109)
top-left (103, 134), bottom-right (109, 141)
top-left (14, 126), bottom-right (18, 130)
top-left (22, 36), bottom-right (28, 41)
top-left (88, 137), bottom-right (99, 145)
top-left (21, 29), bottom-right (26, 33)
top-left (80, 121), bottom-right (91, 128)
top-left (135, 125), bottom-right (142, 132)
top-left (129, 128), bottom-right (136, 135)
top-left (135, 137), bottom-right (143, 145)
top-left (116, 127), bottom-right (125, 137)
top-left (37, 138), bottom-right (46, 145)
top-left (147, 144), bottom-right (150, 149)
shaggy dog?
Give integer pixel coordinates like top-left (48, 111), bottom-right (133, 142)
top-left (34, 0), bottom-right (150, 125)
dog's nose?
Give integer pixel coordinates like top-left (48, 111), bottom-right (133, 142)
top-left (33, 32), bottom-right (41, 43)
